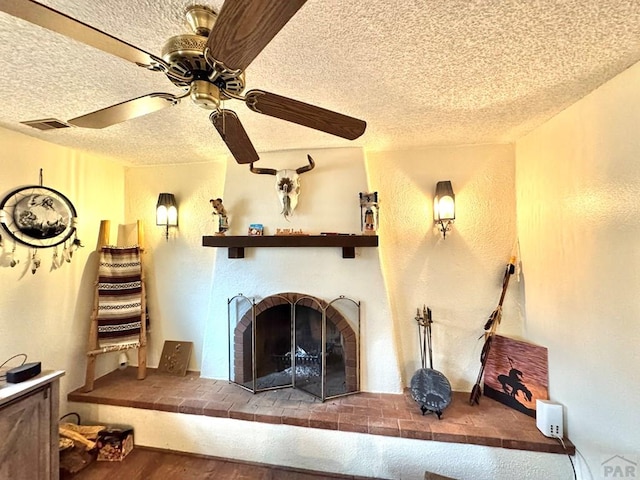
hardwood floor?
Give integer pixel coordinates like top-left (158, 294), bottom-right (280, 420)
top-left (65, 447), bottom-right (382, 480)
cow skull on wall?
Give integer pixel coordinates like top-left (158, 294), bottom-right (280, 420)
top-left (250, 155), bottom-right (315, 219)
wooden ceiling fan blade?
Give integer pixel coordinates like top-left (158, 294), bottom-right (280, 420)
top-left (0, 0), bottom-right (161, 68)
top-left (210, 110), bottom-right (259, 164)
top-left (244, 90), bottom-right (366, 140)
top-left (68, 94), bottom-right (179, 129)
top-left (206, 0), bottom-right (306, 72)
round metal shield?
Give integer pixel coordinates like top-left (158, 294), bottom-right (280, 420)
top-left (410, 368), bottom-right (452, 414)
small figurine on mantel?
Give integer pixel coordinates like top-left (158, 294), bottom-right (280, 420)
top-left (210, 198), bottom-right (229, 236)
top-left (359, 192), bottom-right (379, 235)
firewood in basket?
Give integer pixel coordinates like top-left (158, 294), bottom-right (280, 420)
top-left (60, 422), bottom-right (106, 440)
top-left (59, 426), bottom-right (96, 450)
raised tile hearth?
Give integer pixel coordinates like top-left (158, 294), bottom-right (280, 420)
top-left (68, 367), bottom-right (574, 456)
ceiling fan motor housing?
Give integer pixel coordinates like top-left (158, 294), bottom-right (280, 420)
top-left (161, 5), bottom-right (246, 100)
top-left (161, 34), bottom-right (210, 85)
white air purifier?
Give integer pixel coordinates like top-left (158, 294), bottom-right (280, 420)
top-left (536, 399), bottom-right (564, 438)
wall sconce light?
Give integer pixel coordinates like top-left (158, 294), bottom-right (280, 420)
top-left (156, 193), bottom-right (178, 240)
top-left (434, 181), bottom-right (455, 238)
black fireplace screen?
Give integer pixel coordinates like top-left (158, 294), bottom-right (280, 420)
top-left (227, 293), bottom-right (360, 401)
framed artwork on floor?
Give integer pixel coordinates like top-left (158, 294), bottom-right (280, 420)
top-left (158, 341), bottom-right (193, 376)
top-left (483, 335), bottom-right (548, 418)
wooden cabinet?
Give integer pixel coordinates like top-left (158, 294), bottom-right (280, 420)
top-left (0, 371), bottom-right (64, 480)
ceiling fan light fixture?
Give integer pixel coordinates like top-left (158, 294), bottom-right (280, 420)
top-left (190, 80), bottom-right (221, 109)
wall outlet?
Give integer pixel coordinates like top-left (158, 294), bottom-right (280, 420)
top-left (536, 399), bottom-right (564, 438)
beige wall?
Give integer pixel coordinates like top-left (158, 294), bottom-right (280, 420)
top-left (517, 61), bottom-right (640, 476)
top-left (0, 123), bottom-right (562, 478)
top-left (199, 147), bottom-right (402, 393)
top-left (0, 127), bottom-right (125, 414)
top-left (124, 161), bottom-right (226, 371)
top-left (121, 145), bottom-right (519, 395)
top-left (109, 144), bottom-right (548, 479)
top-left (366, 144), bottom-right (520, 389)
top-left (9, 56), bottom-right (640, 474)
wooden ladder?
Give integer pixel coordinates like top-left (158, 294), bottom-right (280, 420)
top-left (82, 219), bottom-right (147, 392)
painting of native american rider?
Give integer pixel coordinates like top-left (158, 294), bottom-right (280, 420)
top-left (483, 335), bottom-right (549, 418)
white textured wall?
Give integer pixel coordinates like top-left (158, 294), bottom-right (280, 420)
top-left (201, 148), bottom-right (402, 394)
top-left (516, 61), bottom-right (640, 478)
top-left (113, 144), bottom-right (529, 479)
top-left (0, 127), bottom-right (125, 415)
top-left (195, 145), bottom-right (519, 393)
top-left (121, 144), bottom-right (520, 394)
top-left (366, 145), bottom-right (520, 390)
top-left (124, 161), bottom-right (225, 371)
top-left (2, 126), bottom-right (573, 479)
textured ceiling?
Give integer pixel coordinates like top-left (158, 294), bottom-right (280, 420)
top-left (1, 0), bottom-right (640, 166)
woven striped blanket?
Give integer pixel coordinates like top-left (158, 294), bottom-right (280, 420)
top-left (97, 246), bottom-right (143, 345)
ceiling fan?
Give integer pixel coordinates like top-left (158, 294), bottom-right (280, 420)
top-left (0, 0), bottom-right (367, 164)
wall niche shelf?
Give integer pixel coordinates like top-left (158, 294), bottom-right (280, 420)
top-left (202, 235), bottom-right (378, 259)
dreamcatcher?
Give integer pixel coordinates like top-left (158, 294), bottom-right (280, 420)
top-left (0, 170), bottom-right (82, 274)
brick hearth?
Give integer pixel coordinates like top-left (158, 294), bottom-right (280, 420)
top-left (68, 367), bottom-right (574, 456)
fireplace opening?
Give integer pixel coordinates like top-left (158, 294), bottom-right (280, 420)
top-left (256, 304), bottom-right (292, 381)
top-left (228, 293), bottom-right (360, 401)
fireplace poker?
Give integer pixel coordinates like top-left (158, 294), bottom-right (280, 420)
top-left (415, 306), bottom-right (433, 370)
top-left (415, 308), bottom-right (424, 369)
top-left (426, 306), bottom-right (433, 369)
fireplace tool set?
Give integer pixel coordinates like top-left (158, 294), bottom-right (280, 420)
top-left (410, 306), bottom-right (452, 419)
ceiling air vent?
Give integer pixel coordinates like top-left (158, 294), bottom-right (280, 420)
top-left (20, 118), bottom-right (72, 130)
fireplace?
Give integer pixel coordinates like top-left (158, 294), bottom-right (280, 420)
top-left (228, 292), bottom-right (360, 401)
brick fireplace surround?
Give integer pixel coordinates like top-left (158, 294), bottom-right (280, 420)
top-left (68, 368), bottom-right (574, 459)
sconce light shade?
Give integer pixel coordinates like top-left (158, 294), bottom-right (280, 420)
top-left (434, 181), bottom-right (455, 238)
top-left (156, 193), bottom-right (178, 240)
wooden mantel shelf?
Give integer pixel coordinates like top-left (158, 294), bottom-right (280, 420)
top-left (202, 235), bottom-right (378, 259)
